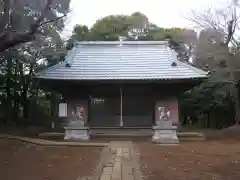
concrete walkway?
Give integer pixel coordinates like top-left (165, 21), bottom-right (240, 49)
top-left (94, 141), bottom-right (141, 180)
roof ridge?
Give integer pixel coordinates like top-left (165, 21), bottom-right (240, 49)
top-left (75, 41), bottom-right (168, 45)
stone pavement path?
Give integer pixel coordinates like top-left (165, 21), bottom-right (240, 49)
top-left (95, 141), bottom-right (141, 180)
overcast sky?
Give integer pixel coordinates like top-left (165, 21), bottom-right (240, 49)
top-left (62, 0), bottom-right (226, 37)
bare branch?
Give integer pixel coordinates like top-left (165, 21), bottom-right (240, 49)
top-left (0, 0), bottom-right (11, 33)
top-left (39, 14), bottom-right (67, 27)
top-left (187, 1), bottom-right (240, 46)
top-left (186, 9), bottom-right (222, 30)
top-left (0, 0), bottom-right (67, 53)
top-left (29, 0), bottom-right (53, 35)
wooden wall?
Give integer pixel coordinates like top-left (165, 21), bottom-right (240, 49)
top-left (60, 95), bottom-right (179, 127)
top-left (45, 79), bottom-right (201, 127)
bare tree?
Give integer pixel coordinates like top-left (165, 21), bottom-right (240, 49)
top-left (188, 0), bottom-right (240, 46)
top-left (188, 0), bottom-right (240, 124)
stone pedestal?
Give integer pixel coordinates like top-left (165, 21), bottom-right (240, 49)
top-left (152, 120), bottom-right (179, 145)
top-left (64, 121), bottom-right (89, 140)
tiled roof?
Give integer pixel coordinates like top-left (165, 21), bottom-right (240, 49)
top-left (36, 41), bottom-right (208, 80)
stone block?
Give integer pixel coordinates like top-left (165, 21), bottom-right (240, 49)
top-left (68, 120), bottom-right (85, 127)
top-left (156, 120), bottom-right (172, 127)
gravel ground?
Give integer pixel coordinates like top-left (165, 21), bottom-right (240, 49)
top-left (0, 139), bottom-right (102, 180)
top-left (137, 140), bottom-right (240, 180)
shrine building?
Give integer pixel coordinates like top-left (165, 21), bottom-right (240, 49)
top-left (36, 41), bottom-right (208, 140)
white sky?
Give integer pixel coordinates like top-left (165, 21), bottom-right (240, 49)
top-left (62, 0), bottom-right (227, 37)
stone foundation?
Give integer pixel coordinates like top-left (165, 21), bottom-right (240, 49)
top-left (64, 121), bottom-right (89, 140)
top-left (152, 125), bottom-right (179, 145)
top-left (64, 126), bottom-right (89, 140)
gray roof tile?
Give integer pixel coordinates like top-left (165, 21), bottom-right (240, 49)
top-left (36, 41), bottom-right (208, 80)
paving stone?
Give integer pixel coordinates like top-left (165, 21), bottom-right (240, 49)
top-left (114, 157), bottom-right (121, 163)
top-left (123, 152), bottom-right (129, 159)
top-left (122, 147), bottom-right (129, 153)
top-left (99, 174), bottom-right (111, 180)
top-left (113, 162), bottom-right (121, 169)
top-left (111, 166), bottom-right (121, 180)
top-left (96, 142), bottom-right (140, 180)
top-left (116, 148), bottom-right (123, 157)
top-left (102, 167), bottom-right (112, 175)
top-left (104, 162), bottom-right (113, 167)
top-left (111, 148), bottom-right (117, 153)
top-left (122, 174), bottom-right (134, 180)
top-left (122, 165), bottom-right (133, 175)
top-left (111, 176), bottom-right (121, 180)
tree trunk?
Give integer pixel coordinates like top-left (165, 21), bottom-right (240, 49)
top-left (5, 56), bottom-right (13, 124)
top-left (13, 90), bottom-right (19, 123)
top-left (234, 85), bottom-right (240, 124)
top-left (22, 88), bottom-right (29, 119)
top-left (13, 62), bottom-right (19, 123)
top-left (5, 85), bottom-right (12, 124)
top-left (50, 92), bottom-right (57, 129)
top-left (19, 62), bottom-right (32, 120)
top-left (223, 43), bottom-right (240, 125)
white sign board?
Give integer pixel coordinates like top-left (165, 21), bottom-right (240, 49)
top-left (59, 103), bottom-right (67, 117)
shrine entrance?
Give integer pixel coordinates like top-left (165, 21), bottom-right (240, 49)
top-left (88, 87), bottom-right (154, 127)
top-left (122, 96), bottom-right (154, 127)
top-left (89, 96), bottom-right (121, 127)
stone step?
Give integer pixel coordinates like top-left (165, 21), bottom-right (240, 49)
top-left (90, 127), bottom-right (153, 135)
top-left (38, 131), bottom-right (205, 141)
top-left (178, 132), bottom-right (205, 141)
top-left (90, 135), bottom-right (151, 141)
top-left (90, 131), bottom-right (153, 135)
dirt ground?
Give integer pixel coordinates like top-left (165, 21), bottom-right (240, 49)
top-left (0, 139), bottom-right (102, 180)
top-left (137, 140), bottom-right (240, 180)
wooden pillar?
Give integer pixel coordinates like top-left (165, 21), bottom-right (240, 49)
top-left (120, 87), bottom-right (123, 127)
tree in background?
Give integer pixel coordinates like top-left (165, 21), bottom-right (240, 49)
top-left (0, 0), bottom-right (70, 53)
top-left (89, 12), bottom-right (150, 40)
top-left (69, 12), bottom-right (196, 44)
top-left (71, 25), bottom-right (90, 41)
